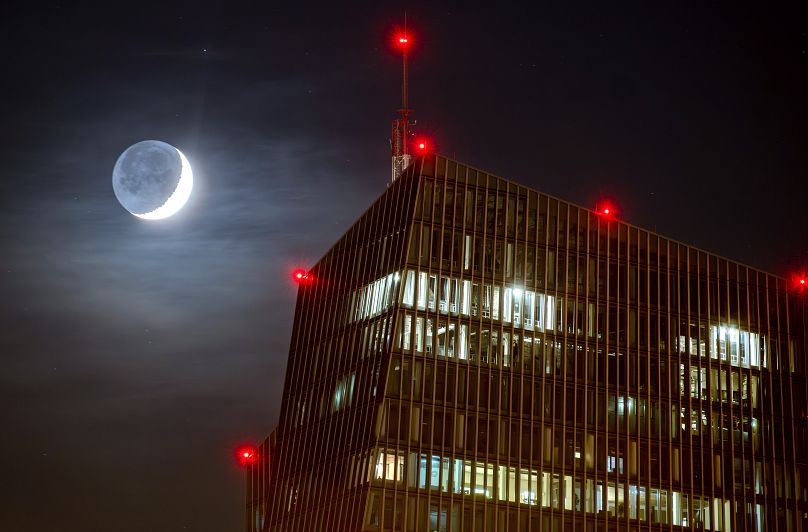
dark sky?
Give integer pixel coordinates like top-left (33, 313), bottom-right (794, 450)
top-left (1, 2), bottom-right (806, 530)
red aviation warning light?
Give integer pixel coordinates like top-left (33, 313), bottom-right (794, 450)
top-left (596, 201), bottom-right (617, 219)
top-left (235, 445), bottom-right (258, 467)
top-left (787, 272), bottom-right (806, 292)
top-left (394, 25), bottom-right (412, 50)
top-left (415, 138), bottom-right (430, 152)
top-left (292, 269), bottom-right (309, 283)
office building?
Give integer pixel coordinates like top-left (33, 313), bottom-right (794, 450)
top-left (264, 154), bottom-right (807, 531)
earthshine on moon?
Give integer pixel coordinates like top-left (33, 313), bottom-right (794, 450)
top-left (112, 140), bottom-right (193, 220)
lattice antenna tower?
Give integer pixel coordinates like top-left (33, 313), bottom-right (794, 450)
top-left (391, 14), bottom-right (415, 182)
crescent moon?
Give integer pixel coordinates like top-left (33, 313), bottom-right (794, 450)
top-left (135, 148), bottom-right (194, 220)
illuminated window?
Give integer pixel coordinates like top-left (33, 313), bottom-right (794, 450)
top-left (503, 287), bottom-right (512, 323)
top-left (439, 277), bottom-right (449, 313)
top-left (458, 324), bottom-right (468, 360)
top-left (402, 315), bottom-right (412, 351)
top-left (482, 285), bottom-right (491, 318)
top-left (374, 450), bottom-right (404, 483)
top-left (545, 295), bottom-right (555, 331)
top-left (416, 272), bottom-right (427, 310)
top-left (428, 275), bottom-right (437, 312)
top-left (523, 290), bottom-right (535, 328)
top-left (415, 317), bottom-right (424, 353)
top-left (461, 280), bottom-right (471, 316)
top-left (402, 270), bottom-right (415, 307)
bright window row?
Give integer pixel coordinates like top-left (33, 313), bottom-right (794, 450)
top-left (371, 448), bottom-right (734, 530)
top-left (347, 272), bottom-right (400, 323)
top-left (677, 325), bottom-right (767, 369)
top-left (395, 314), bottom-right (546, 366)
top-left (401, 269), bottom-right (771, 371)
top-left (345, 271), bottom-right (775, 374)
top-left (402, 270), bottom-right (563, 333)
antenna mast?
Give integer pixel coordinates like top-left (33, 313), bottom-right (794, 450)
top-left (391, 14), bottom-right (414, 182)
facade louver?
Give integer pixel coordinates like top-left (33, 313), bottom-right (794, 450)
top-left (264, 154), bottom-right (807, 531)
top-left (247, 431), bottom-right (275, 532)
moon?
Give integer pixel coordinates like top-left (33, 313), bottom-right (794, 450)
top-left (112, 140), bottom-right (193, 220)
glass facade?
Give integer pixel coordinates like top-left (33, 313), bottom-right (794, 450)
top-left (247, 431), bottom-right (274, 532)
top-left (264, 155), bottom-right (807, 531)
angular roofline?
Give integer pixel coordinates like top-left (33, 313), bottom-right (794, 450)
top-left (308, 161), bottom-right (421, 273)
top-left (309, 153), bottom-right (786, 283)
top-left (427, 153), bottom-right (786, 282)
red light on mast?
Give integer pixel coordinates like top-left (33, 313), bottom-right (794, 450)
top-left (414, 138), bottom-right (430, 153)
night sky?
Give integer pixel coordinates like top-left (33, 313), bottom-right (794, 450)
top-left (1, 2), bottom-right (806, 530)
